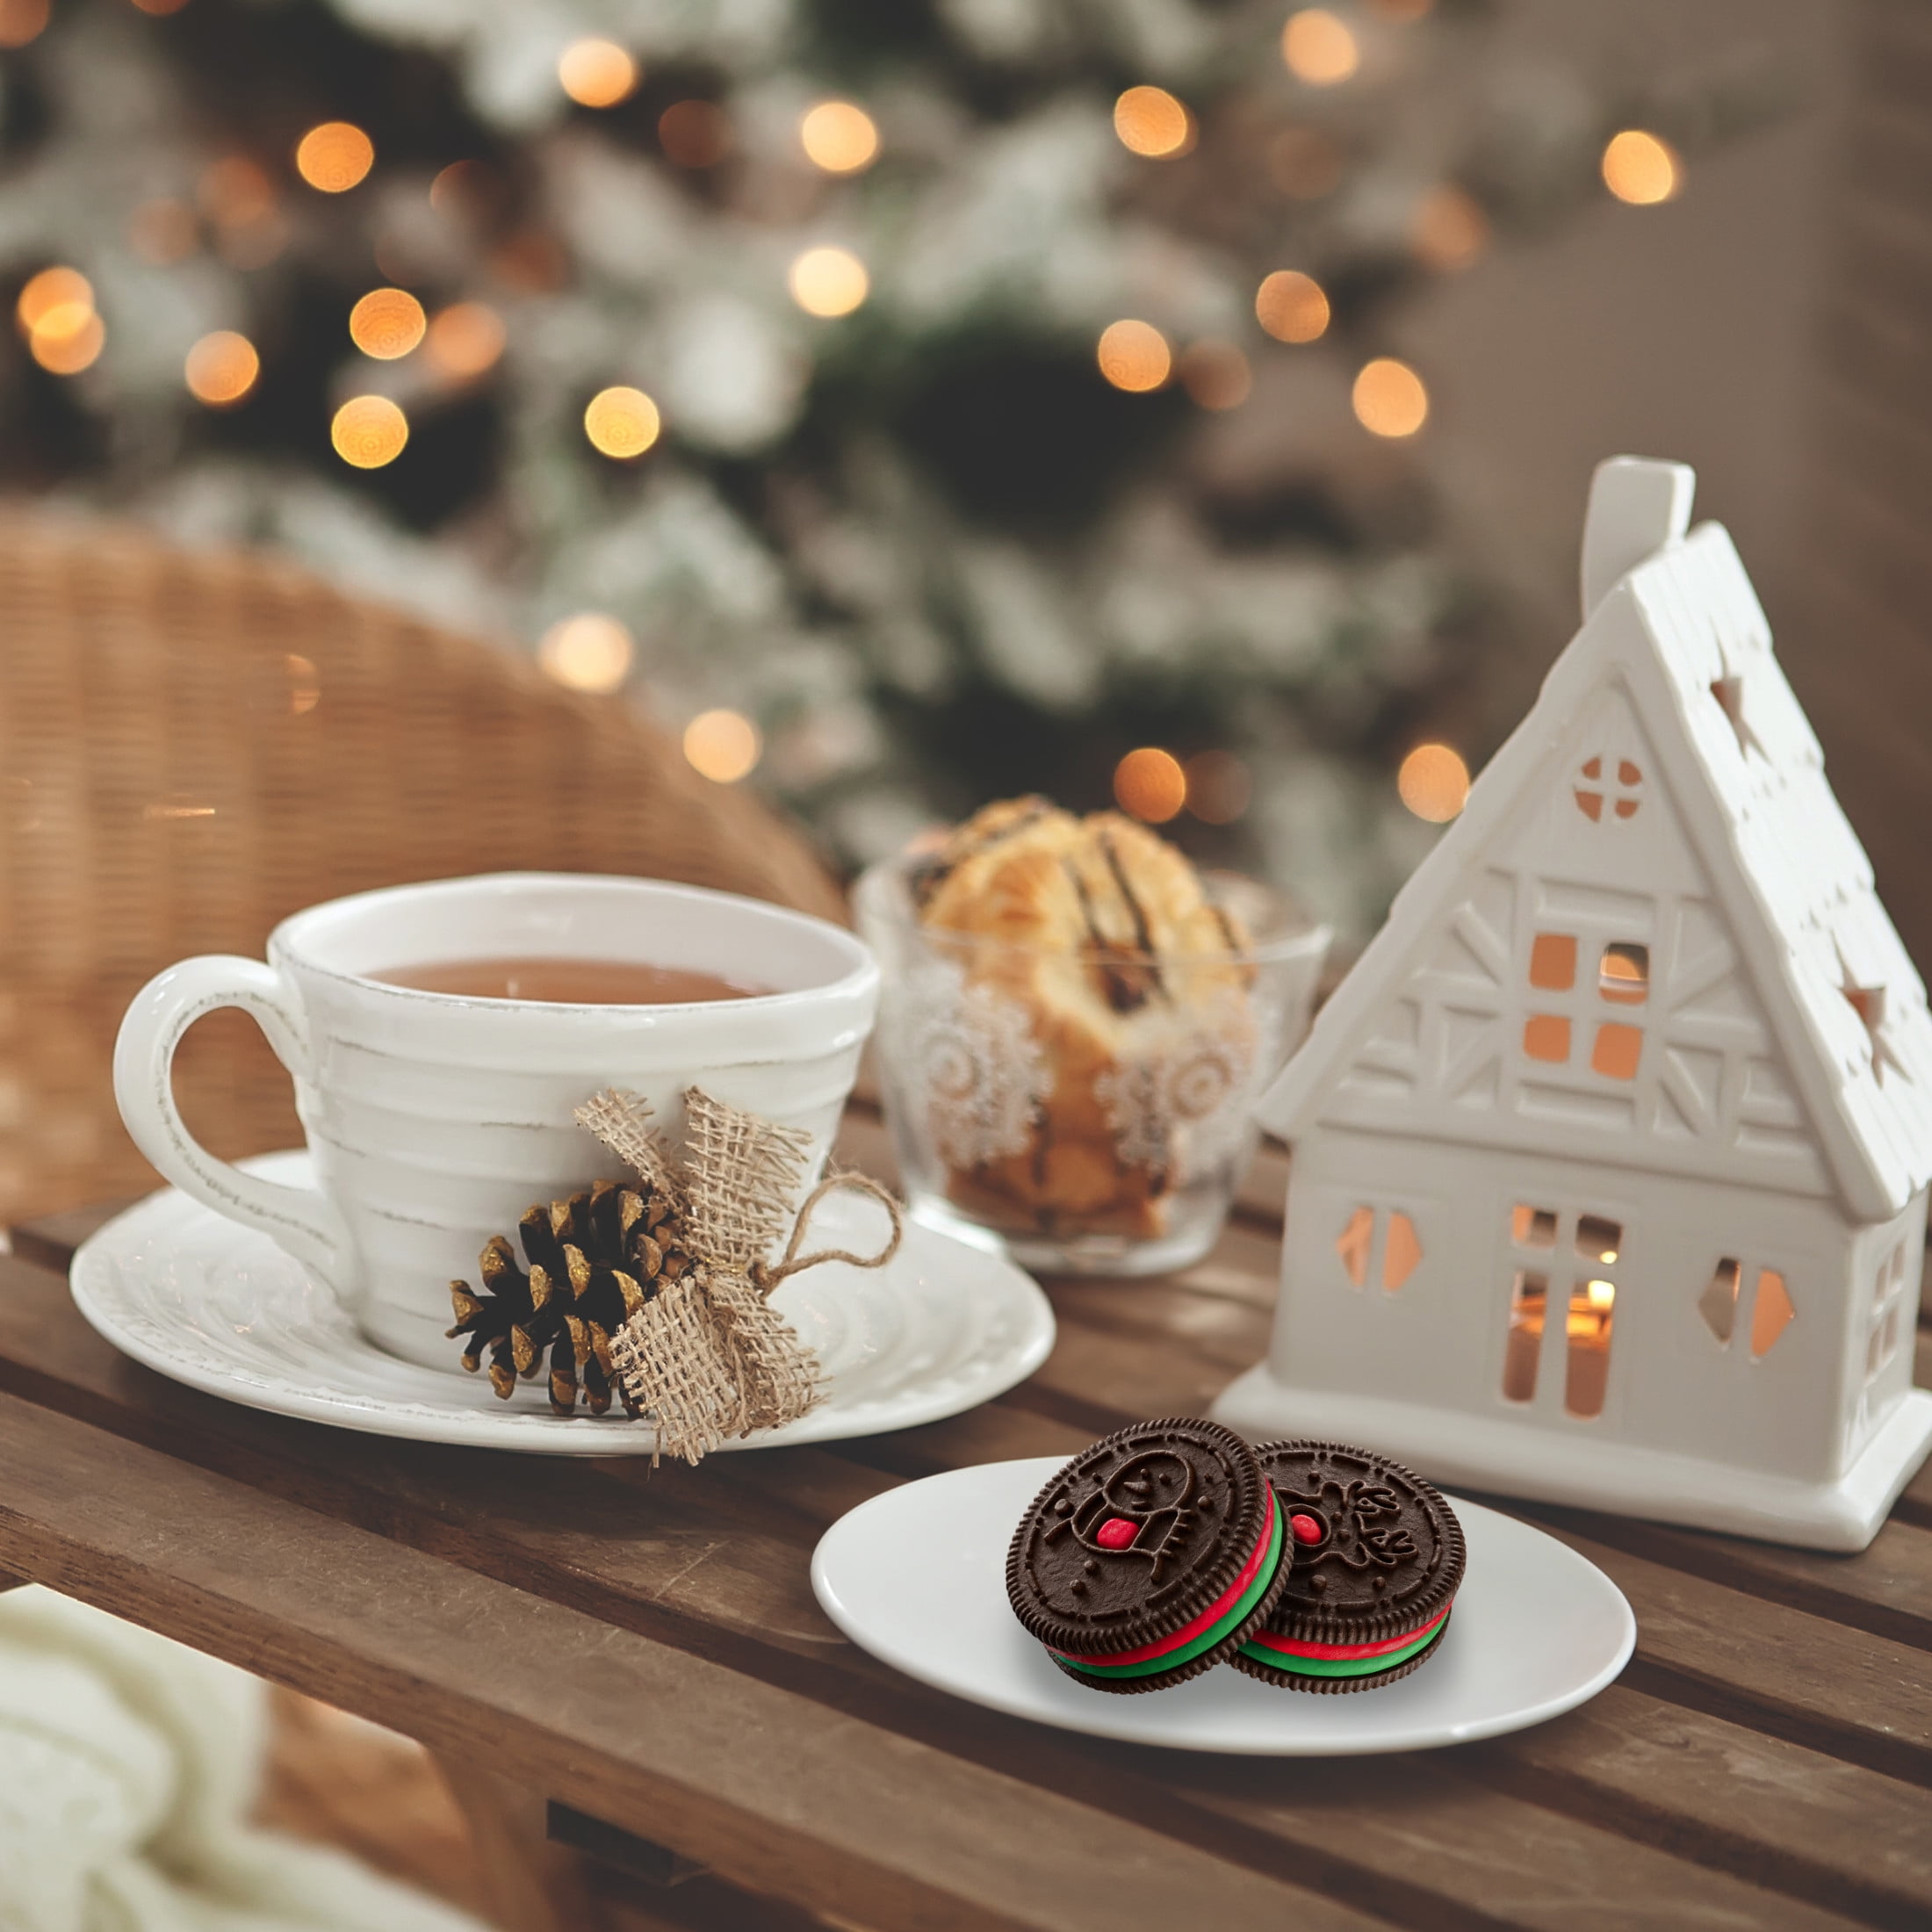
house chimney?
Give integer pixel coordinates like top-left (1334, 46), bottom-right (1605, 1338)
top-left (1580, 457), bottom-right (1696, 620)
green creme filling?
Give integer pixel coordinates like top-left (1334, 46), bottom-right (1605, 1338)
top-left (1238, 1612), bottom-right (1447, 1678)
top-left (1056, 1494), bottom-right (1284, 1681)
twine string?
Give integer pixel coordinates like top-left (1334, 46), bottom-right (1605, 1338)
top-left (750, 1169), bottom-right (904, 1295)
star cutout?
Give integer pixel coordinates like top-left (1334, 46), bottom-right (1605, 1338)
top-left (1709, 674), bottom-right (1765, 761)
top-left (1836, 945), bottom-right (1904, 1086)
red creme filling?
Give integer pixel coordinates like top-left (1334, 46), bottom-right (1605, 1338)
top-left (1056, 1497), bottom-right (1279, 1669)
top-left (1245, 1602), bottom-right (1452, 1662)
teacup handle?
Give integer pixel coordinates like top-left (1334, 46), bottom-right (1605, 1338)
top-left (113, 956), bottom-right (353, 1296)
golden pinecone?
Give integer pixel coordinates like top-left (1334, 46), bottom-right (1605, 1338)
top-left (446, 1177), bottom-right (696, 1416)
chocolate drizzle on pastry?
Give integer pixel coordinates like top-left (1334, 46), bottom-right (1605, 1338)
top-left (909, 794), bottom-right (1056, 910)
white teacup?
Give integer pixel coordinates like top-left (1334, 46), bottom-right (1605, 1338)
top-left (112, 872), bottom-right (878, 1370)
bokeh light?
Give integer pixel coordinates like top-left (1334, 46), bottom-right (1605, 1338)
top-left (429, 161), bottom-right (495, 218)
top-left (18, 269), bottom-right (102, 375)
top-left (198, 156), bottom-right (275, 228)
top-left (128, 198), bottom-right (198, 265)
top-left (1410, 184), bottom-right (1489, 270)
top-left (129, 0), bottom-right (191, 15)
top-left (539, 613), bottom-right (634, 694)
top-left (1097, 320), bottom-right (1171, 393)
top-left (184, 330), bottom-right (259, 407)
top-left (348, 287), bottom-right (427, 359)
top-left (583, 385), bottom-right (661, 458)
top-left (1178, 340), bottom-right (1251, 411)
top-left (559, 39), bottom-right (638, 109)
top-left (425, 302), bottom-right (505, 380)
top-left (1602, 130), bottom-right (1680, 205)
top-left (684, 710), bottom-right (762, 783)
top-left (800, 101), bottom-right (879, 174)
top-left (1184, 750), bottom-right (1251, 825)
top-left (1113, 86), bottom-right (1193, 159)
top-left (295, 122), bottom-right (374, 193)
top-left (1282, 10), bottom-right (1359, 87)
top-left (788, 246), bottom-right (869, 318)
top-left (660, 100), bottom-right (732, 168)
top-left (1397, 744), bottom-right (1470, 821)
top-left (1352, 357), bottom-right (1428, 436)
top-left (30, 311), bottom-right (103, 375)
top-left (330, 394), bottom-right (408, 468)
top-left (16, 267), bottom-right (92, 338)
top-left (1255, 270), bottom-right (1329, 343)
top-left (1270, 126), bottom-right (1344, 199)
top-left (0, 0), bottom-right (49, 49)
top-left (1114, 748), bottom-right (1187, 824)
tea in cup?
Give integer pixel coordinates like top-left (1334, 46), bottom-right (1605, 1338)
top-left (114, 872), bottom-right (878, 1369)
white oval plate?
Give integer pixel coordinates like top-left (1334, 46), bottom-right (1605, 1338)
top-left (71, 1151), bottom-right (1056, 1456)
top-left (812, 1457), bottom-right (1634, 1755)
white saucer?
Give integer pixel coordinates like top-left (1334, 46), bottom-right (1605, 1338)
top-left (811, 1457), bottom-right (1634, 1755)
top-left (71, 1152), bottom-right (1056, 1456)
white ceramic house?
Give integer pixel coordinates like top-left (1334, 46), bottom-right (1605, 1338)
top-left (1215, 457), bottom-right (1932, 1550)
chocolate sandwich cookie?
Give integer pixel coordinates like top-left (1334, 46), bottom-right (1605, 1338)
top-left (1231, 1440), bottom-right (1464, 1693)
top-left (1006, 1417), bottom-right (1291, 1694)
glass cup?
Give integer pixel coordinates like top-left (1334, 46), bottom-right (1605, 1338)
top-left (854, 854), bottom-right (1330, 1277)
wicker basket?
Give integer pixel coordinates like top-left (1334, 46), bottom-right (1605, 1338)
top-left (0, 513), bottom-right (847, 1223)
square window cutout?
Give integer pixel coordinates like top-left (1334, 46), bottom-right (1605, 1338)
top-left (1511, 1204), bottom-right (1558, 1249)
top-left (1599, 943), bottom-right (1648, 1004)
top-left (1575, 1215), bottom-right (1621, 1264)
top-left (1529, 934), bottom-right (1576, 991)
top-left (1591, 1022), bottom-right (1642, 1080)
top-left (1525, 1014), bottom-right (1571, 1063)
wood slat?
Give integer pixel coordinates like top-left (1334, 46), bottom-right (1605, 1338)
top-left (0, 1389), bottom-right (1367, 1932)
top-left (1462, 1685), bottom-right (1932, 1932)
top-left (1511, 1505), bottom-right (1932, 1655)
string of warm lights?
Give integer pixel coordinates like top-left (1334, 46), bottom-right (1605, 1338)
top-left (349, 287), bottom-right (427, 360)
top-left (1282, 9), bottom-right (1359, 88)
top-left (1111, 748), bottom-right (1258, 827)
top-left (1255, 270), bottom-right (1329, 344)
top-left (1397, 744), bottom-right (1470, 821)
top-left (683, 710), bottom-right (762, 784)
top-left (330, 394), bottom-right (408, 469)
top-left (1108, 737), bottom-right (1469, 833)
top-left (1602, 130), bottom-right (1681, 205)
top-left (558, 39), bottom-right (638, 110)
top-left (801, 102), bottom-right (879, 174)
top-left (1114, 86), bottom-right (1193, 160)
top-left (294, 121), bottom-right (374, 194)
top-left (0, 0), bottom-right (48, 51)
top-left (184, 330), bottom-right (258, 407)
top-left (0, 0), bottom-right (1684, 854)
top-left (1096, 320), bottom-right (1171, 393)
top-left (538, 614), bottom-right (634, 694)
top-left (583, 386), bottom-right (660, 459)
top-left (16, 265), bottom-right (102, 373)
top-left (1352, 357), bottom-right (1428, 436)
top-left (789, 246), bottom-right (869, 318)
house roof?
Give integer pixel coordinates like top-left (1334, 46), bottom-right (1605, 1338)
top-left (1260, 458), bottom-right (1932, 1223)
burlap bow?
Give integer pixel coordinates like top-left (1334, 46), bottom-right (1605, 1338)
top-left (577, 1086), bottom-right (900, 1465)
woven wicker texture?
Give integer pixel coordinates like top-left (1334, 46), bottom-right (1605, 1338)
top-left (0, 513), bottom-right (845, 1223)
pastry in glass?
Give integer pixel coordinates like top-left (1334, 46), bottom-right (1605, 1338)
top-left (855, 798), bottom-right (1330, 1275)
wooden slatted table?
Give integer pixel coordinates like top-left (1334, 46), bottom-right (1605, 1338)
top-left (0, 1113), bottom-right (1928, 1932)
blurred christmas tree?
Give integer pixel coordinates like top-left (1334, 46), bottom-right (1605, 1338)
top-left (0, 0), bottom-right (1784, 933)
